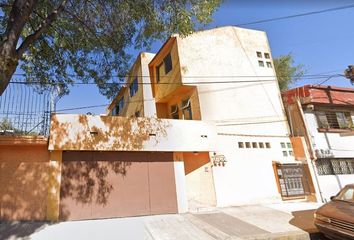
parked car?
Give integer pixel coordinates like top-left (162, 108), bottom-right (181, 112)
top-left (314, 184), bottom-right (354, 239)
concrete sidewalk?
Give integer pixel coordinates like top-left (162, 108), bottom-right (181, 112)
top-left (0, 202), bottom-right (325, 240)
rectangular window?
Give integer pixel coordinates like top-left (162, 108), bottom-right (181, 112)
top-left (181, 98), bottom-right (192, 120)
top-left (164, 53), bottom-right (172, 74)
top-left (316, 111), bottom-right (329, 128)
top-left (258, 61), bottom-right (264, 67)
top-left (156, 64), bottom-right (162, 83)
top-left (259, 142), bottom-right (265, 148)
top-left (256, 52), bottom-right (262, 58)
top-left (129, 78), bottom-right (138, 97)
top-left (287, 142), bottom-right (292, 148)
top-left (111, 107), bottom-right (117, 116)
top-left (265, 142), bottom-right (271, 148)
top-left (289, 150), bottom-right (294, 156)
top-left (264, 53), bottom-right (270, 59)
top-left (266, 62), bottom-right (272, 68)
top-left (316, 111), bottom-right (353, 129)
top-left (117, 97), bottom-right (124, 114)
top-left (252, 142), bottom-right (258, 148)
top-left (281, 142), bottom-right (286, 148)
top-left (245, 142), bottom-right (251, 148)
top-left (238, 142), bottom-right (244, 148)
top-left (282, 151), bottom-right (288, 157)
top-left (135, 111), bottom-right (140, 117)
top-left (170, 105), bottom-right (179, 119)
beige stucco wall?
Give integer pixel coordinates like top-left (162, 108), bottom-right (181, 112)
top-left (49, 114), bottom-right (217, 152)
top-left (176, 26), bottom-right (289, 136)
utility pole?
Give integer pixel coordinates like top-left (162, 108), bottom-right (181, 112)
top-left (344, 65), bottom-right (354, 85)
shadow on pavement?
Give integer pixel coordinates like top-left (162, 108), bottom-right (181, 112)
top-left (288, 209), bottom-right (329, 240)
top-left (0, 221), bottom-right (52, 240)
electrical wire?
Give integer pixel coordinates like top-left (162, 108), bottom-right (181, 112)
top-left (235, 4), bottom-right (354, 27)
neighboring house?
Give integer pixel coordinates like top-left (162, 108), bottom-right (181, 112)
top-left (107, 52), bottom-right (157, 118)
top-left (282, 85), bottom-right (354, 202)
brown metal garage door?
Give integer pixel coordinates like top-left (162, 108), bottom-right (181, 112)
top-left (59, 151), bottom-right (178, 220)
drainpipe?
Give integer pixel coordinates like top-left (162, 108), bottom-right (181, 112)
top-left (295, 99), bottom-right (325, 203)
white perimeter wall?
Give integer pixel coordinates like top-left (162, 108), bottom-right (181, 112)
top-left (212, 135), bottom-right (296, 206)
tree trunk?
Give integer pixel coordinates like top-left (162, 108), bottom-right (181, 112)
top-left (0, 0), bottom-right (38, 95)
top-left (0, 43), bottom-right (19, 95)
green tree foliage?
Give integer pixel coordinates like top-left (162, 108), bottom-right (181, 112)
top-left (0, 118), bottom-right (12, 130)
top-left (273, 53), bottom-right (305, 91)
top-left (0, 0), bottom-right (221, 97)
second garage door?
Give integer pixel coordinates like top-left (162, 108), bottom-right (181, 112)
top-left (59, 151), bottom-right (178, 220)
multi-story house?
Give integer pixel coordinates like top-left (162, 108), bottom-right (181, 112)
top-left (115, 26), bottom-right (317, 207)
top-left (283, 85), bottom-right (354, 202)
top-left (1, 26), bottom-right (320, 222)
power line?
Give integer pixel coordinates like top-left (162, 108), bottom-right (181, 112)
top-left (11, 73), bottom-right (336, 79)
top-left (10, 75), bottom-right (337, 86)
top-left (236, 4), bottom-right (354, 27)
top-left (315, 74), bottom-right (345, 85)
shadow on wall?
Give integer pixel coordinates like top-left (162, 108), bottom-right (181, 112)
top-left (50, 115), bottom-right (172, 220)
top-left (50, 115), bottom-right (170, 151)
top-left (0, 221), bottom-right (52, 240)
top-left (59, 153), bottom-right (132, 219)
top-left (0, 149), bottom-right (49, 221)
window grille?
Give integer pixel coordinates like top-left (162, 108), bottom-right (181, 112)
top-left (316, 158), bottom-right (354, 175)
top-left (316, 111), bottom-right (353, 129)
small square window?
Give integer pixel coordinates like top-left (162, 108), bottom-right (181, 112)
top-left (282, 151), bottom-right (288, 157)
top-left (238, 142), bottom-right (244, 148)
top-left (289, 151), bottom-right (294, 156)
top-left (252, 142), bottom-right (258, 148)
top-left (264, 53), bottom-right (270, 59)
top-left (281, 142), bottom-right (286, 148)
top-left (259, 142), bottom-right (264, 148)
top-left (256, 52), bottom-right (262, 58)
top-left (245, 142), bottom-right (251, 148)
top-left (265, 142), bottom-right (271, 148)
top-left (135, 111), bottom-right (140, 117)
top-left (258, 61), bottom-right (264, 67)
top-left (266, 62), bottom-right (272, 68)
top-left (287, 142), bottom-right (292, 148)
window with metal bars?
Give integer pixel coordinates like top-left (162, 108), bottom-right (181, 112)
top-left (316, 111), bottom-right (353, 129)
top-left (316, 158), bottom-right (354, 175)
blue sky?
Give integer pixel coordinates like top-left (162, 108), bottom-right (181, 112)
top-left (56, 0), bottom-right (354, 114)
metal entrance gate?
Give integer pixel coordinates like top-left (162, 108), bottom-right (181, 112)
top-left (276, 163), bottom-right (311, 198)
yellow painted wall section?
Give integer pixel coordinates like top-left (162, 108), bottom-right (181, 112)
top-left (150, 38), bottom-right (183, 102)
top-left (157, 87), bottom-right (201, 120)
top-left (46, 151), bottom-right (62, 221)
top-left (121, 55), bottom-right (144, 117)
top-left (183, 152), bottom-right (216, 209)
